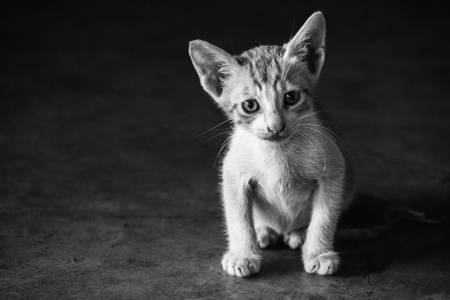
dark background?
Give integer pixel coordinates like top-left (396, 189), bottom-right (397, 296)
top-left (1, 1), bottom-right (450, 299)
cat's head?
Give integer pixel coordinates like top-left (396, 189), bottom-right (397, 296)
top-left (189, 12), bottom-right (325, 142)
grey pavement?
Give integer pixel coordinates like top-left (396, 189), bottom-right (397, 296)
top-left (1, 1), bottom-right (450, 299)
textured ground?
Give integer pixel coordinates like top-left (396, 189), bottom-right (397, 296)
top-left (1, 1), bottom-right (450, 299)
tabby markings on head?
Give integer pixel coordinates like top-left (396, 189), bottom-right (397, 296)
top-left (236, 46), bottom-right (286, 91)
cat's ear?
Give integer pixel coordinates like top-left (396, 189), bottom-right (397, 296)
top-left (284, 11), bottom-right (326, 77)
top-left (189, 40), bottom-right (237, 101)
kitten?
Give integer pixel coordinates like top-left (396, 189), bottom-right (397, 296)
top-left (189, 12), bottom-right (354, 277)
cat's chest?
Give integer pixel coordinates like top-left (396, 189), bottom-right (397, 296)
top-left (227, 131), bottom-right (313, 177)
top-left (252, 152), bottom-right (317, 229)
top-left (256, 158), bottom-right (316, 205)
top-left (228, 133), bottom-right (316, 198)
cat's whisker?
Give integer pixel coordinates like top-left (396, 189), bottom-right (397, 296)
top-left (317, 117), bottom-right (345, 130)
top-left (200, 131), bottom-right (231, 145)
top-left (297, 129), bottom-right (327, 172)
top-left (296, 113), bottom-right (316, 122)
top-left (302, 126), bottom-right (345, 165)
top-left (195, 119), bottom-right (232, 138)
top-left (214, 135), bottom-right (232, 167)
top-left (317, 119), bottom-right (349, 139)
top-left (289, 18), bottom-right (297, 42)
top-left (301, 123), bottom-right (345, 148)
top-left (293, 131), bottom-right (316, 155)
top-left (297, 112), bottom-right (349, 139)
top-left (299, 117), bottom-right (347, 143)
top-left (229, 40), bottom-right (238, 56)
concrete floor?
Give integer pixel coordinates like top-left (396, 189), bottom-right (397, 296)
top-left (1, 1), bottom-right (450, 299)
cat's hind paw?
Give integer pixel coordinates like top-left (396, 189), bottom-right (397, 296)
top-left (256, 226), bottom-right (279, 249)
top-left (303, 251), bottom-right (340, 275)
top-left (221, 252), bottom-right (261, 277)
top-left (283, 229), bottom-right (306, 250)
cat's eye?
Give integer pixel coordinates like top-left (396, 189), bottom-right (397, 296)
top-left (242, 100), bottom-right (259, 113)
top-left (284, 91), bottom-right (301, 106)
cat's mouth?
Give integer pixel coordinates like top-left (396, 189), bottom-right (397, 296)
top-left (259, 132), bottom-right (290, 142)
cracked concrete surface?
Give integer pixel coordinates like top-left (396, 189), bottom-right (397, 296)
top-left (1, 1), bottom-right (450, 299)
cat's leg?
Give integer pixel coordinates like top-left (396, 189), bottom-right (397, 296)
top-left (221, 174), bottom-right (261, 277)
top-left (302, 182), bottom-right (342, 275)
top-left (283, 228), bottom-right (307, 250)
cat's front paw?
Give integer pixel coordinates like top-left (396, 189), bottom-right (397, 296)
top-left (221, 252), bottom-right (261, 277)
top-left (303, 251), bottom-right (340, 275)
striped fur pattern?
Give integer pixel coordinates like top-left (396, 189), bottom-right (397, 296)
top-left (189, 12), bottom-right (354, 277)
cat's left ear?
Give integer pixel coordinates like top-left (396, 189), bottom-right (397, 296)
top-left (285, 11), bottom-right (326, 78)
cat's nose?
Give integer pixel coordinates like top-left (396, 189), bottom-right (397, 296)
top-left (267, 122), bottom-right (286, 134)
top-left (266, 112), bottom-right (286, 135)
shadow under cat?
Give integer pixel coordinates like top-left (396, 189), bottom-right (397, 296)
top-left (257, 193), bottom-right (450, 277)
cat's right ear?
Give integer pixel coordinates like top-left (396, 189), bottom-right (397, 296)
top-left (189, 40), bottom-right (237, 102)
